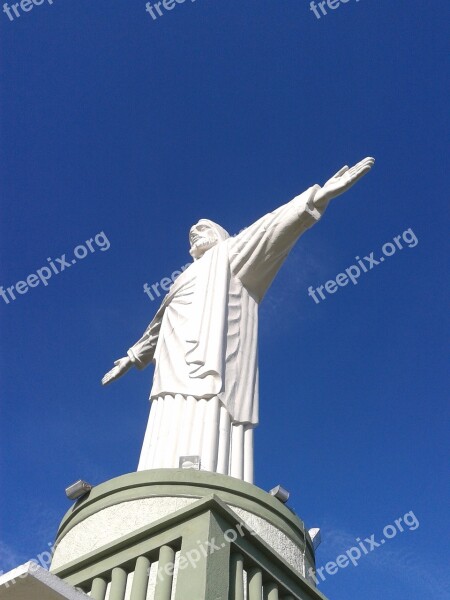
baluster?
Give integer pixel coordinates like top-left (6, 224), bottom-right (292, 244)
top-left (263, 582), bottom-right (279, 600)
top-left (130, 556), bottom-right (151, 600)
top-left (155, 545), bottom-right (175, 600)
top-left (229, 553), bottom-right (245, 600)
top-left (248, 567), bottom-right (263, 600)
top-left (109, 567), bottom-right (127, 600)
top-left (91, 577), bottom-right (107, 600)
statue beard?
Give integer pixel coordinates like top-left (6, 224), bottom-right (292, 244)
top-left (189, 235), bottom-right (219, 259)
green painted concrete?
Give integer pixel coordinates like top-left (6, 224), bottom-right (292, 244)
top-left (52, 494), bottom-right (328, 600)
top-left (55, 469), bottom-right (314, 560)
top-left (129, 555), bottom-right (150, 600)
top-left (90, 577), bottom-right (107, 600)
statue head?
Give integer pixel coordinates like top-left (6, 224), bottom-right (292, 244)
top-left (189, 219), bottom-right (229, 259)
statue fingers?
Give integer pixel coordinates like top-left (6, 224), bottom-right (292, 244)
top-left (346, 159), bottom-right (372, 178)
top-left (346, 164), bottom-right (372, 186)
top-left (332, 165), bottom-right (349, 179)
top-left (351, 157), bottom-right (374, 174)
top-left (354, 157), bottom-right (375, 171)
top-left (355, 161), bottom-right (374, 176)
top-left (348, 165), bottom-right (361, 179)
top-left (102, 368), bottom-right (117, 385)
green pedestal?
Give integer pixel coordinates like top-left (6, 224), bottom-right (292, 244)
top-left (51, 470), bottom-right (329, 600)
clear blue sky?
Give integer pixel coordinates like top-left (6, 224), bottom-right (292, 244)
top-left (1, 1), bottom-right (449, 598)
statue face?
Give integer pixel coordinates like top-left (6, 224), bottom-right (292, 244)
top-left (189, 221), bottom-right (219, 259)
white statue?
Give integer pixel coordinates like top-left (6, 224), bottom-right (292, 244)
top-left (102, 157), bottom-right (375, 482)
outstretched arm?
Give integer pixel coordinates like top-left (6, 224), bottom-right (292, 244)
top-left (101, 308), bottom-right (164, 386)
top-left (313, 156), bottom-right (375, 209)
top-left (229, 156), bottom-right (375, 301)
top-left (101, 356), bottom-right (133, 386)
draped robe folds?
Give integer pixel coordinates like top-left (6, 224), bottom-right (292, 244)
top-left (128, 185), bottom-right (326, 482)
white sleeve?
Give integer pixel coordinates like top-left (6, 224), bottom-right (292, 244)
top-left (228, 185), bottom-right (326, 301)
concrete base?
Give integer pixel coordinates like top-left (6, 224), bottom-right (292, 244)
top-left (52, 469), bottom-right (315, 579)
top-left (49, 469), bottom-right (327, 600)
top-left (0, 562), bottom-right (88, 600)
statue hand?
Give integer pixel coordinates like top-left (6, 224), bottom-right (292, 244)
top-left (314, 156), bottom-right (375, 207)
top-left (101, 356), bottom-right (132, 386)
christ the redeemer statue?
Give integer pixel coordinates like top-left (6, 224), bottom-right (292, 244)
top-left (102, 157), bottom-right (375, 483)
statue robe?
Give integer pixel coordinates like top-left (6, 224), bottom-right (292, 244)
top-left (127, 185), bottom-right (325, 482)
